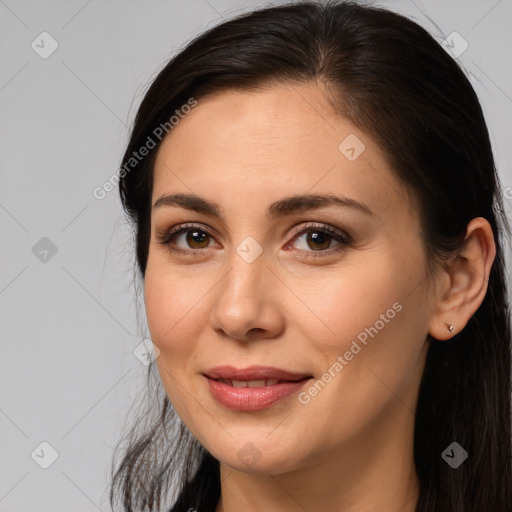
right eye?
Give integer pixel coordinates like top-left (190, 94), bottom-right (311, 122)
top-left (156, 223), bottom-right (218, 254)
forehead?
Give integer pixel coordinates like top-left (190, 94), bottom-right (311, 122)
top-left (151, 83), bottom-right (415, 222)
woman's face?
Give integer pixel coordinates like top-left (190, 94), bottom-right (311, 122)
top-left (145, 82), bottom-right (434, 475)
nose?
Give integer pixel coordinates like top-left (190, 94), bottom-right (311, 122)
top-left (208, 251), bottom-right (285, 343)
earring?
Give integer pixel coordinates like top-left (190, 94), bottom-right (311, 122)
top-left (446, 323), bottom-right (454, 333)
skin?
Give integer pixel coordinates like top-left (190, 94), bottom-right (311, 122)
top-left (144, 81), bottom-right (496, 511)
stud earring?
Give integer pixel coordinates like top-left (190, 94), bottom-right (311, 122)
top-left (446, 323), bottom-right (454, 333)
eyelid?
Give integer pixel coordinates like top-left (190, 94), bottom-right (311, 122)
top-left (286, 222), bottom-right (351, 244)
top-left (155, 222), bottom-right (220, 247)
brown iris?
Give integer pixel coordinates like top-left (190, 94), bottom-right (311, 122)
top-left (186, 230), bottom-right (210, 249)
top-left (306, 231), bottom-right (331, 250)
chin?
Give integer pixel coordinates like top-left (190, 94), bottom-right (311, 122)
top-left (205, 433), bottom-right (309, 475)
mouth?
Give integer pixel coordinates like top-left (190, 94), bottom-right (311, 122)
top-left (203, 365), bottom-right (313, 411)
top-left (212, 377), bottom-right (307, 388)
top-left (203, 365), bottom-right (312, 384)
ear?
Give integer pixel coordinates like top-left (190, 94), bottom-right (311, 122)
top-left (428, 217), bottom-right (496, 341)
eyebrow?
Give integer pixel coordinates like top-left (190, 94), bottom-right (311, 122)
top-left (152, 192), bottom-right (375, 219)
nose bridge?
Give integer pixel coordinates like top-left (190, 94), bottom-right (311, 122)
top-left (209, 237), bottom-right (282, 340)
top-left (219, 219), bottom-right (268, 296)
top-left (222, 241), bottom-right (267, 304)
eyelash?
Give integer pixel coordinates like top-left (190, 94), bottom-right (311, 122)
top-left (156, 222), bottom-right (353, 260)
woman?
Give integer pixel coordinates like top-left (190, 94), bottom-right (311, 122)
top-left (109, 1), bottom-right (512, 511)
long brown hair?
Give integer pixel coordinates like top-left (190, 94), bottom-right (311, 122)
top-left (109, 1), bottom-right (512, 510)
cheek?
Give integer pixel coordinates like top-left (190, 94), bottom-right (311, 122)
top-left (144, 268), bottom-right (207, 424)
top-left (290, 254), bottom-right (408, 356)
top-left (290, 247), bottom-right (428, 406)
top-left (143, 266), bottom-right (205, 368)
top-left (292, 285), bottom-right (426, 451)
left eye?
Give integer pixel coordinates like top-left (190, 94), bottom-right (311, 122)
top-left (290, 227), bottom-right (347, 252)
top-left (157, 222), bottom-right (351, 256)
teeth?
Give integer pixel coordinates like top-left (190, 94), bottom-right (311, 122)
top-left (247, 379), bottom-right (266, 388)
top-left (220, 378), bottom-right (281, 387)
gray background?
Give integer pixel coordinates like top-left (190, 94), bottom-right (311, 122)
top-left (1, 0), bottom-right (511, 510)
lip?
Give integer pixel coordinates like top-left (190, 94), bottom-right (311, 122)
top-left (204, 365), bottom-right (311, 381)
top-left (203, 365), bottom-right (313, 411)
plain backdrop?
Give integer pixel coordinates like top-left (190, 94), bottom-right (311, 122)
top-left (1, 0), bottom-right (511, 510)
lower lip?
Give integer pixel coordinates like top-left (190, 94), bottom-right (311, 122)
top-left (205, 376), bottom-right (311, 411)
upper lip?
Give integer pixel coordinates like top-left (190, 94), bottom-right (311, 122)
top-left (204, 365), bottom-right (312, 381)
